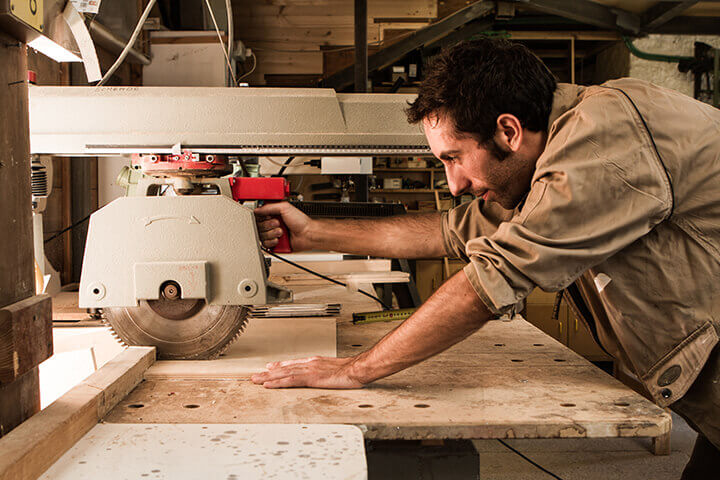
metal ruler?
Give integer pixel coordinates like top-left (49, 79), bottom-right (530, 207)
top-left (352, 308), bottom-right (417, 325)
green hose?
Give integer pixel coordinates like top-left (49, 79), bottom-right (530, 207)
top-left (623, 36), bottom-right (693, 63)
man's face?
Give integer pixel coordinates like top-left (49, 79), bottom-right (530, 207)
top-left (422, 113), bottom-right (532, 209)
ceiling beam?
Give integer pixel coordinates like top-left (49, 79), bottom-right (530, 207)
top-left (513, 0), bottom-right (641, 33)
top-left (653, 15), bottom-right (720, 34)
top-left (322, 1), bottom-right (495, 90)
top-left (642, 1), bottom-right (700, 31)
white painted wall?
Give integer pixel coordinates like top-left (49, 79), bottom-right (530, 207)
top-left (629, 35), bottom-right (720, 96)
top-left (143, 31), bottom-right (227, 87)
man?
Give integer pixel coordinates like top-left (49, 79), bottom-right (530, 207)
top-left (252, 38), bottom-right (720, 477)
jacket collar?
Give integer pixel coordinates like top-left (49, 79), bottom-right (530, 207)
top-left (547, 83), bottom-right (586, 130)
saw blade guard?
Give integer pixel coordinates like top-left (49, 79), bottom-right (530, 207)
top-left (78, 195), bottom-right (291, 309)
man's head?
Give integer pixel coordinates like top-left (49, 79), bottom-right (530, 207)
top-left (406, 38), bottom-right (557, 208)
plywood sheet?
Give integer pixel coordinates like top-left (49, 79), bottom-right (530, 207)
top-left (144, 318), bottom-right (336, 380)
top-left (52, 291), bottom-right (89, 321)
top-left (107, 286), bottom-right (670, 442)
top-left (40, 423), bottom-right (366, 480)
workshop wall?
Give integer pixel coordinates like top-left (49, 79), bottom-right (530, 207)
top-left (595, 34), bottom-right (720, 95)
top-left (232, 0), bottom-right (437, 85)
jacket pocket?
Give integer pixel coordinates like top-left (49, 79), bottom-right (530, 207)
top-left (641, 321), bottom-right (718, 407)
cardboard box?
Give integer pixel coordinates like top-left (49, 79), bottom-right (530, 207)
top-left (383, 178), bottom-right (402, 189)
top-left (407, 159), bottom-right (427, 169)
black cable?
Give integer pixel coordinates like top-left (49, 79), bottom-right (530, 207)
top-left (274, 156), bottom-right (295, 177)
top-left (497, 439), bottom-right (565, 480)
top-left (44, 213), bottom-right (91, 245)
top-left (261, 247), bottom-right (392, 310)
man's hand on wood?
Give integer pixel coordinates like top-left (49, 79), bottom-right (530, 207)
top-left (251, 356), bottom-right (366, 389)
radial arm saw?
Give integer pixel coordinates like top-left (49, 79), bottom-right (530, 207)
top-left (29, 86), bottom-right (429, 359)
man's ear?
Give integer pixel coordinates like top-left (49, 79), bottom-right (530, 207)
top-left (494, 114), bottom-right (523, 153)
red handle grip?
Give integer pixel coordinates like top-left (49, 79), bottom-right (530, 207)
top-left (271, 214), bottom-right (292, 253)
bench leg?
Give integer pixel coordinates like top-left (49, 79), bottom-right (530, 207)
top-left (653, 431), bottom-right (671, 455)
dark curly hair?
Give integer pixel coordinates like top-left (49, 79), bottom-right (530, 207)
top-left (406, 38), bottom-right (557, 146)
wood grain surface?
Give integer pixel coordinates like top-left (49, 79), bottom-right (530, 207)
top-left (104, 285), bottom-right (671, 441)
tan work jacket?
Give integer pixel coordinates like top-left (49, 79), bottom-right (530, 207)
top-left (441, 78), bottom-right (720, 407)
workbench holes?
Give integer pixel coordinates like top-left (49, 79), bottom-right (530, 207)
top-left (554, 359), bottom-right (566, 362)
top-left (560, 403), bottom-right (576, 407)
top-left (511, 359), bottom-right (524, 362)
top-left (414, 404), bottom-right (430, 408)
top-left (494, 343), bottom-right (505, 347)
top-left (358, 404), bottom-right (373, 408)
top-left (127, 403), bottom-right (145, 409)
top-left (614, 402), bottom-right (630, 407)
top-left (351, 344), bottom-right (363, 347)
top-left (533, 343), bottom-right (544, 346)
top-left (183, 404), bottom-right (200, 409)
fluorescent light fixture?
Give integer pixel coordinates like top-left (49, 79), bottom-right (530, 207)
top-left (28, 35), bottom-right (82, 63)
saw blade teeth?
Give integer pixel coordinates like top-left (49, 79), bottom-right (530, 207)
top-left (104, 316), bottom-right (128, 347)
top-left (210, 310), bottom-right (250, 360)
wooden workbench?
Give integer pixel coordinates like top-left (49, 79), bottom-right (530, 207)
top-left (105, 284), bottom-right (670, 443)
top-left (0, 282), bottom-right (673, 480)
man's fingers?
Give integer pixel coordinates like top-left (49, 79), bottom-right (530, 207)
top-left (257, 218), bottom-right (280, 232)
top-left (262, 375), bottom-right (308, 389)
top-left (255, 202), bottom-right (288, 217)
top-left (258, 228), bottom-right (284, 241)
top-left (269, 357), bottom-right (319, 369)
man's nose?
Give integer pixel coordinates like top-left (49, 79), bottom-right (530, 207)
top-left (445, 168), bottom-right (470, 197)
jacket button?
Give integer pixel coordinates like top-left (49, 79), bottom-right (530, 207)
top-left (661, 388), bottom-right (672, 399)
top-left (658, 365), bottom-right (682, 387)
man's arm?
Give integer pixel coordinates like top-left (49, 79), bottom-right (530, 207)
top-left (251, 269), bottom-right (490, 388)
top-left (255, 201), bottom-right (447, 258)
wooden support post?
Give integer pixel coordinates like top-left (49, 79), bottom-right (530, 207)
top-left (0, 32), bottom-right (42, 437)
top-left (570, 36), bottom-right (576, 84)
top-left (354, 0), bottom-right (368, 93)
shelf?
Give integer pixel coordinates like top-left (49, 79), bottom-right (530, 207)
top-left (370, 189), bottom-right (450, 193)
top-left (374, 168), bottom-right (444, 172)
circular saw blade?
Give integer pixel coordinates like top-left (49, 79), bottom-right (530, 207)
top-left (104, 300), bottom-right (249, 360)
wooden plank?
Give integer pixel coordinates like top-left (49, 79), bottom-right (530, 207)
top-left (0, 294), bottom-right (53, 383)
top-left (0, 347), bottom-right (155, 480)
top-left (270, 271), bottom-right (409, 285)
top-left (506, 30), bottom-right (621, 41)
top-left (105, 285), bottom-right (671, 442)
top-left (235, 0), bottom-right (436, 20)
top-left (51, 291), bottom-right (89, 321)
top-left (145, 318), bottom-right (336, 380)
top-left (239, 26), bottom-right (379, 46)
top-left (269, 259), bottom-right (391, 275)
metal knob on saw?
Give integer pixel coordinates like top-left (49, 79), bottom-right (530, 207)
top-left (229, 177), bottom-right (293, 253)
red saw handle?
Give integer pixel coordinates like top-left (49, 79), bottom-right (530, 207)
top-left (270, 212), bottom-right (292, 253)
top-left (228, 177), bottom-right (293, 253)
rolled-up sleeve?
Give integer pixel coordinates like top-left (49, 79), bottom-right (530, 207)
top-left (453, 89), bottom-right (673, 314)
top-left (441, 200), bottom-right (515, 260)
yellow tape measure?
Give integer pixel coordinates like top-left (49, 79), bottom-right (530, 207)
top-left (352, 308), bottom-right (417, 325)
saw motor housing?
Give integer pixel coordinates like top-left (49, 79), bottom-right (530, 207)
top-left (78, 153), bottom-right (291, 359)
